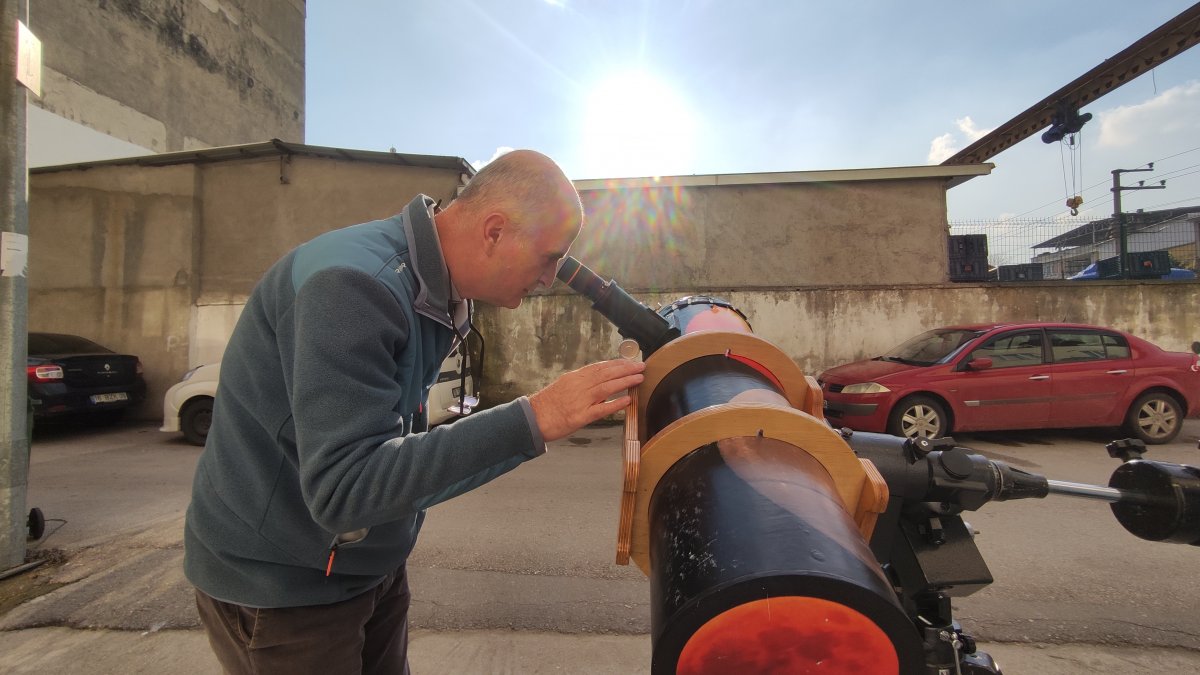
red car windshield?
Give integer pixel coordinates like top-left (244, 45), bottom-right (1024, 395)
top-left (880, 329), bottom-right (986, 367)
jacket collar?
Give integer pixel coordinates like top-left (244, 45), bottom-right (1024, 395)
top-left (401, 195), bottom-right (465, 331)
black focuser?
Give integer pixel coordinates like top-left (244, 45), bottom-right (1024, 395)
top-left (846, 433), bottom-right (1050, 513)
top-left (556, 256), bottom-right (680, 357)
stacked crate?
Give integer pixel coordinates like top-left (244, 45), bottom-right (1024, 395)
top-left (1096, 251), bottom-right (1171, 279)
top-left (997, 264), bottom-right (1044, 281)
top-left (948, 234), bottom-right (989, 282)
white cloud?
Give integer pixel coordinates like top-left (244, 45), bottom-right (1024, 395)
top-left (1097, 81), bottom-right (1200, 149)
top-left (957, 116), bottom-right (991, 142)
top-left (927, 133), bottom-right (957, 163)
top-left (927, 116), bottom-right (994, 164)
top-left (471, 146), bottom-right (515, 170)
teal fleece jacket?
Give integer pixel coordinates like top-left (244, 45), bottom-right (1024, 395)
top-left (184, 195), bottom-right (545, 608)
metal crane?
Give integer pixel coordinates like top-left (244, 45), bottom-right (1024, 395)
top-left (941, 4), bottom-right (1200, 167)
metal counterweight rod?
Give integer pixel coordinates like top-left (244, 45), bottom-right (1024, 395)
top-left (1047, 479), bottom-right (1157, 505)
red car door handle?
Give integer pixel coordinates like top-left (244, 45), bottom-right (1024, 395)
top-left (1029, 375), bottom-right (1050, 381)
top-left (1106, 369), bottom-right (1128, 375)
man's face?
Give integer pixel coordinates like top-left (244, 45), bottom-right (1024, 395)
top-left (491, 216), bottom-right (579, 309)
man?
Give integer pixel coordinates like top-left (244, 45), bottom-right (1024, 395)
top-left (184, 149), bottom-right (644, 674)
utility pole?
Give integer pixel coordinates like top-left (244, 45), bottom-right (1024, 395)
top-left (1, 0), bottom-right (30, 570)
top-left (1111, 165), bottom-right (1166, 280)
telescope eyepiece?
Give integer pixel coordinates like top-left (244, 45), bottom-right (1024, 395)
top-left (554, 256), bottom-right (679, 357)
top-left (556, 256), bottom-right (605, 297)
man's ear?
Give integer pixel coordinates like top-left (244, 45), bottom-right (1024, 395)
top-left (481, 212), bottom-right (507, 254)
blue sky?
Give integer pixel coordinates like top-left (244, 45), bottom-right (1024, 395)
top-left (304, 1), bottom-right (1200, 223)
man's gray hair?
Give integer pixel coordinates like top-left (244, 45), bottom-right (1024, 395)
top-left (456, 150), bottom-right (579, 220)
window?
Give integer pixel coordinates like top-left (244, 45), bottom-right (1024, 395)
top-left (971, 331), bottom-right (1045, 369)
top-left (1049, 331), bottom-right (1127, 363)
top-left (887, 329), bottom-right (984, 366)
top-left (1102, 333), bottom-right (1130, 359)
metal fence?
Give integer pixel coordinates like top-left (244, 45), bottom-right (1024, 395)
top-left (949, 208), bottom-right (1199, 280)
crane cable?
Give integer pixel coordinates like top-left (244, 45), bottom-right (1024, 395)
top-left (1060, 131), bottom-right (1084, 216)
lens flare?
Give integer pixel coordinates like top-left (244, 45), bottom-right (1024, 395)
top-left (574, 183), bottom-right (691, 290)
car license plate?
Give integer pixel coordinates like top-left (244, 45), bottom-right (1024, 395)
top-left (91, 392), bottom-right (128, 404)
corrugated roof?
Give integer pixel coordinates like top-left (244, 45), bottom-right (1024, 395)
top-left (573, 163), bottom-right (993, 191)
top-left (30, 139), bottom-right (477, 175)
top-left (1033, 207), bottom-right (1200, 249)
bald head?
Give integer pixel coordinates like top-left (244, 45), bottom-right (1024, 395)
top-left (454, 149), bottom-right (581, 225)
top-left (436, 150), bottom-right (583, 308)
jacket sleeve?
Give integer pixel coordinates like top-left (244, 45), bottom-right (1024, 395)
top-left (290, 266), bottom-right (545, 533)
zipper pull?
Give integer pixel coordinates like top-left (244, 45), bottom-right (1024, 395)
top-left (325, 542), bottom-right (338, 577)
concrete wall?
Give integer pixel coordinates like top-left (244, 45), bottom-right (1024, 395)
top-left (191, 156), bottom-right (467, 363)
top-left (29, 155), bottom-right (466, 418)
top-left (474, 281), bottom-right (1200, 402)
top-left (31, 161), bottom-right (1199, 421)
top-left (29, 164), bottom-right (200, 418)
top-left (30, 0), bottom-right (305, 151)
top-left (568, 179), bottom-right (951, 289)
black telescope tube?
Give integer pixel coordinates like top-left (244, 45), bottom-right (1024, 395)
top-left (556, 256), bottom-right (680, 357)
top-left (1110, 459), bottom-right (1200, 545)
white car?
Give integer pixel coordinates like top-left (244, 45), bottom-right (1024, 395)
top-left (161, 350), bottom-right (477, 446)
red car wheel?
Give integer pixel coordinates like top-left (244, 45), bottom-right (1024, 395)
top-left (1125, 392), bottom-right (1183, 445)
top-left (887, 396), bottom-right (948, 439)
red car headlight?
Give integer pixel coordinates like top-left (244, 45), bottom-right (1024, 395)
top-left (841, 382), bottom-right (892, 394)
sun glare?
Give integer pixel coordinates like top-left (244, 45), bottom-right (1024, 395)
top-left (581, 70), bottom-right (698, 178)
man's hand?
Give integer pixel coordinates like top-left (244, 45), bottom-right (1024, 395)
top-left (528, 359), bottom-right (646, 443)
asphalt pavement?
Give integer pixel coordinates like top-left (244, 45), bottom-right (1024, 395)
top-left (2, 418), bottom-right (1200, 674)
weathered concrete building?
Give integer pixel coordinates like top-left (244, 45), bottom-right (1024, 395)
top-left (29, 142), bottom-right (472, 414)
top-left (29, 0), bottom-right (304, 156)
top-left (28, 151), bottom-right (1199, 419)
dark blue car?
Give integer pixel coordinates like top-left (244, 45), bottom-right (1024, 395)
top-left (27, 332), bottom-right (147, 421)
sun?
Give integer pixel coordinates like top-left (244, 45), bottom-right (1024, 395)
top-left (581, 70), bottom-right (699, 178)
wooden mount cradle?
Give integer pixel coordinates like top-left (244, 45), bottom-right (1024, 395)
top-left (615, 331), bottom-right (890, 572)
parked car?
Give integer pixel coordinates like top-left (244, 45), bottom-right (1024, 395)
top-left (160, 362), bottom-right (220, 445)
top-left (162, 349), bottom-right (476, 446)
top-left (818, 323), bottom-right (1200, 444)
top-left (27, 332), bottom-right (147, 421)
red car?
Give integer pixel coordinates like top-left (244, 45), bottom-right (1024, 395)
top-left (818, 323), bottom-right (1200, 444)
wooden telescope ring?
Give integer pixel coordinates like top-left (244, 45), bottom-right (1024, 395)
top-left (636, 331), bottom-right (824, 440)
top-left (615, 332), bottom-right (888, 570)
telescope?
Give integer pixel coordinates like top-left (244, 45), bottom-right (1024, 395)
top-left (556, 256), bottom-right (1200, 674)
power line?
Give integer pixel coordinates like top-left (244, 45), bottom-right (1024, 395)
top-left (1147, 162), bottom-right (1200, 181)
top-left (1151, 145), bottom-right (1200, 165)
top-left (990, 146), bottom-right (1200, 223)
top-left (1142, 194), bottom-right (1200, 210)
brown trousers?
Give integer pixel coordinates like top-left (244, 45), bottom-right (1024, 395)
top-left (195, 566), bottom-right (412, 675)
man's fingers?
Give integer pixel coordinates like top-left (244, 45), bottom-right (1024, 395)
top-left (592, 373), bottom-right (644, 402)
top-left (530, 359), bottom-right (646, 442)
top-left (578, 360), bottom-right (644, 399)
top-left (582, 359), bottom-right (645, 380)
top-left (590, 395), bottom-right (631, 420)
